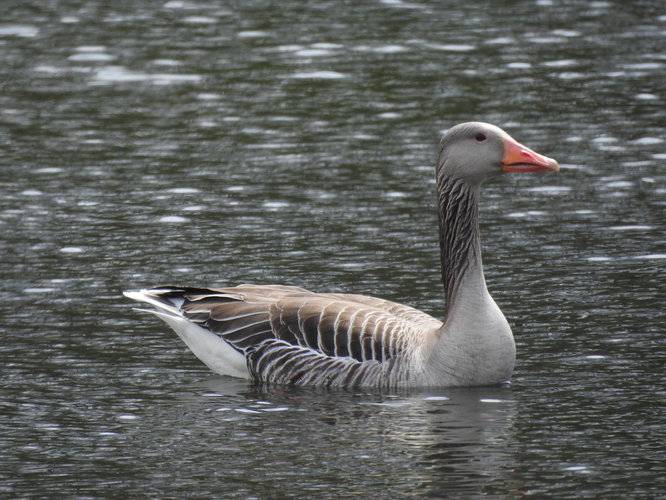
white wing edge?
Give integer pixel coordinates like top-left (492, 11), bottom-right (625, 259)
top-left (123, 289), bottom-right (250, 379)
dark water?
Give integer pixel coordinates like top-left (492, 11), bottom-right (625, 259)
top-left (2, 0), bottom-right (665, 497)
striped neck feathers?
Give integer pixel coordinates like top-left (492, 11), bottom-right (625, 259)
top-left (436, 174), bottom-right (484, 318)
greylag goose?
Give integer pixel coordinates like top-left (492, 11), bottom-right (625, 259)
top-left (124, 122), bottom-right (558, 388)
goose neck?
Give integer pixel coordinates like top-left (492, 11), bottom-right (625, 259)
top-left (436, 176), bottom-right (485, 317)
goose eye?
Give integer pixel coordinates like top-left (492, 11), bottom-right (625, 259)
top-left (474, 133), bottom-right (487, 143)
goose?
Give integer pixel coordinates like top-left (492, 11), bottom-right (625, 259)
top-left (124, 122), bottom-right (558, 388)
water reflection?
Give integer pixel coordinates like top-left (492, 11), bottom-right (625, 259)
top-left (174, 379), bottom-right (518, 497)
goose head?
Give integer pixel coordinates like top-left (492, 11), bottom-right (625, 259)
top-left (437, 122), bottom-right (559, 185)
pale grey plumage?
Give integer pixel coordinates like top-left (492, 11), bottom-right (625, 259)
top-left (127, 284), bottom-right (439, 387)
top-left (124, 122), bottom-right (558, 388)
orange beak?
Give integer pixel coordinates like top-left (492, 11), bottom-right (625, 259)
top-left (501, 137), bottom-right (559, 173)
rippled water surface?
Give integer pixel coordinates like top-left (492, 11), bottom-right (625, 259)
top-left (2, 1), bottom-right (665, 498)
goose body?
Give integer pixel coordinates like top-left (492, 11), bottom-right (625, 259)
top-left (125, 122), bottom-right (558, 388)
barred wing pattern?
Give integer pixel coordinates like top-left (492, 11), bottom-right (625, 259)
top-left (246, 339), bottom-right (396, 387)
top-left (149, 285), bottom-right (442, 387)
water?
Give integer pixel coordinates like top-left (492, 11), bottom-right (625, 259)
top-left (1, 0), bottom-right (664, 497)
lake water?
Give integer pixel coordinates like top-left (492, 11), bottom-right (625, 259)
top-left (2, 0), bottom-right (665, 497)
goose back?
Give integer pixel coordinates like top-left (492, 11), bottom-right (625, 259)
top-left (139, 285), bottom-right (442, 387)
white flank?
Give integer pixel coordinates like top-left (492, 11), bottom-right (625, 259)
top-left (123, 291), bottom-right (249, 379)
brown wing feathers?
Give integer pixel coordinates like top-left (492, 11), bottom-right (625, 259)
top-left (171, 286), bottom-right (414, 363)
top-left (153, 285), bottom-right (438, 385)
top-left (246, 339), bottom-right (386, 387)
